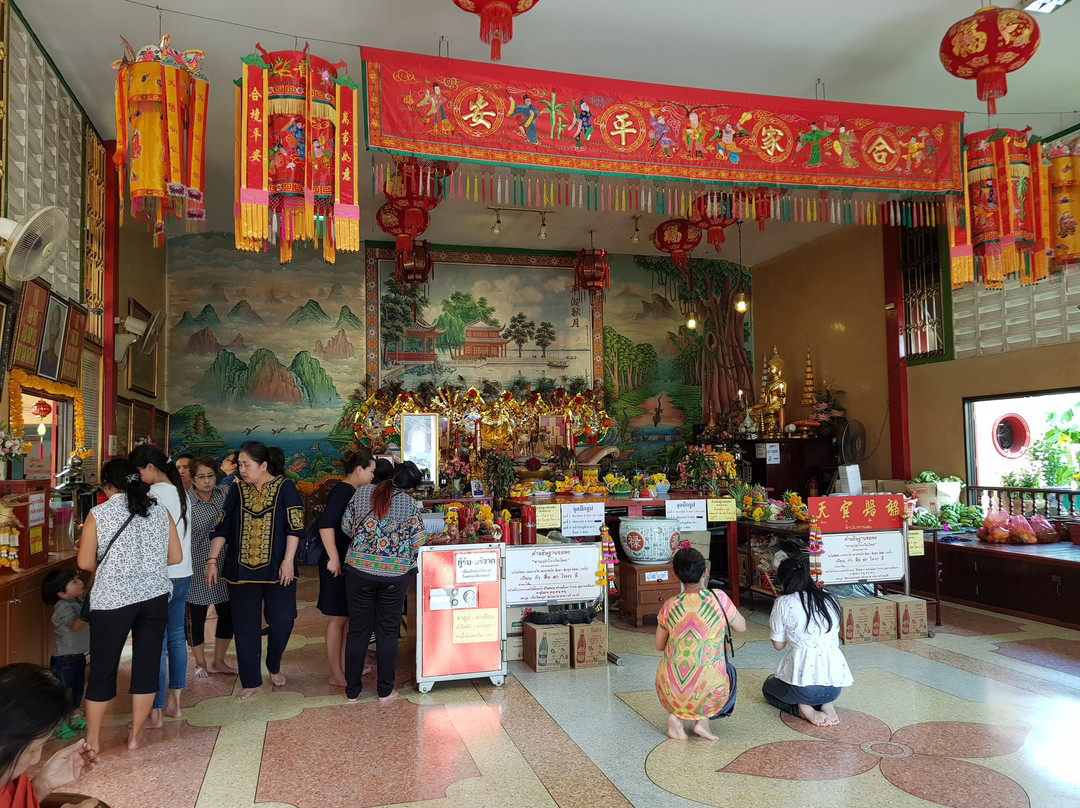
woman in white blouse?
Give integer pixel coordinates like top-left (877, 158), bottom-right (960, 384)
top-left (764, 557), bottom-right (853, 727)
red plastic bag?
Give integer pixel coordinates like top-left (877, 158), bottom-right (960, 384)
top-left (1007, 515), bottom-right (1036, 544)
top-left (1029, 515), bottom-right (1060, 544)
top-left (981, 510), bottom-right (1010, 543)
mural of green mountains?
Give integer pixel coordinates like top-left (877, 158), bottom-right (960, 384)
top-left (170, 404), bottom-right (227, 450)
top-left (289, 351), bottom-right (341, 406)
top-left (335, 305), bottom-right (363, 330)
top-left (193, 347), bottom-right (339, 406)
top-left (175, 304), bottom-right (222, 330)
top-left (285, 299), bottom-right (332, 325)
top-left (227, 300), bottom-right (265, 324)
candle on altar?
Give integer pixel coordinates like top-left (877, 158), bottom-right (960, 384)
top-left (474, 421), bottom-right (481, 456)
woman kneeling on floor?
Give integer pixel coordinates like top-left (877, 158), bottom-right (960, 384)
top-left (655, 548), bottom-right (746, 741)
top-left (763, 557), bottom-right (853, 727)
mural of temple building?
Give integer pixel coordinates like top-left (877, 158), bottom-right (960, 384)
top-left (386, 318), bottom-right (445, 363)
top-left (451, 319), bottom-right (511, 359)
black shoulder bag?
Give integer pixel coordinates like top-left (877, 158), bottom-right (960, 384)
top-left (709, 589), bottom-right (739, 719)
top-left (80, 512), bottom-right (137, 622)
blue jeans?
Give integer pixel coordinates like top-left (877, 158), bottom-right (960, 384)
top-left (154, 576), bottom-right (191, 709)
top-left (51, 653), bottom-right (87, 711)
top-left (762, 674), bottom-right (842, 716)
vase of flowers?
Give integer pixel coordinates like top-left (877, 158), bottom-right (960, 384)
top-left (440, 454), bottom-right (472, 493)
top-left (0, 426), bottom-right (31, 481)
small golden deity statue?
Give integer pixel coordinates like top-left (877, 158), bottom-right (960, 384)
top-left (750, 346), bottom-right (787, 438)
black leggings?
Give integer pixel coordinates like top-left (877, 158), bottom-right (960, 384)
top-left (185, 601), bottom-right (234, 647)
top-left (85, 594), bottom-right (169, 702)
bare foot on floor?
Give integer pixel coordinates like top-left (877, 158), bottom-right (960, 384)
top-left (798, 704), bottom-right (831, 727)
top-left (126, 727), bottom-right (143, 750)
top-left (144, 709), bottom-right (163, 729)
top-left (164, 705), bottom-right (182, 719)
top-left (692, 719), bottom-right (719, 741)
top-left (269, 671), bottom-right (286, 687)
top-left (362, 664), bottom-right (374, 676)
top-left (666, 714), bottom-right (688, 740)
top-left (328, 675), bottom-right (347, 688)
top-left (820, 703), bottom-right (840, 726)
top-left (165, 693), bottom-right (182, 719)
top-left (378, 689), bottom-right (399, 703)
top-left (193, 666), bottom-right (209, 678)
top-left (208, 662), bottom-right (237, 675)
top-left (237, 686), bottom-right (260, 701)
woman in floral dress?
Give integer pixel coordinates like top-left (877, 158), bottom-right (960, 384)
top-left (655, 548), bottom-right (746, 740)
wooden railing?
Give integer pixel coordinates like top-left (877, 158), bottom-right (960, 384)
top-left (968, 486), bottom-right (1080, 517)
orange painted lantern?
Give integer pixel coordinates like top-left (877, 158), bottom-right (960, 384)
top-left (574, 248), bottom-right (609, 294)
top-left (689, 192), bottom-right (738, 251)
top-left (451, 0), bottom-right (539, 61)
top-left (651, 218), bottom-right (702, 279)
top-left (1048, 139), bottom-right (1080, 268)
top-left (939, 6), bottom-right (1040, 116)
top-left (376, 203), bottom-right (434, 286)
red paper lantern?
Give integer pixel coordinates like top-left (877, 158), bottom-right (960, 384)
top-left (939, 6), bottom-right (1040, 116)
top-left (384, 169), bottom-right (441, 235)
top-left (376, 203), bottom-right (434, 286)
top-left (31, 400), bottom-right (53, 420)
top-left (650, 218), bottom-right (702, 279)
top-left (689, 192), bottom-right (738, 252)
top-left (396, 240), bottom-right (434, 286)
top-left (451, 0), bottom-right (539, 62)
top-left (574, 247), bottom-right (609, 294)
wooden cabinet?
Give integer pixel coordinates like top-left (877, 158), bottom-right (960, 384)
top-left (618, 560), bottom-right (679, 627)
top-left (738, 438), bottom-right (835, 499)
top-left (0, 551), bottom-right (78, 665)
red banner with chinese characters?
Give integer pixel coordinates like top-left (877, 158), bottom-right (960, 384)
top-left (362, 48), bottom-right (964, 194)
top-left (809, 495), bottom-right (905, 533)
top-left (237, 58), bottom-right (269, 244)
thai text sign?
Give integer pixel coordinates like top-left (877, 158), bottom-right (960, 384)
top-left (819, 531), bottom-right (906, 585)
top-left (363, 48), bottom-right (963, 193)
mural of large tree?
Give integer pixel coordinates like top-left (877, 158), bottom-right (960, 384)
top-left (435, 291), bottom-right (499, 351)
top-left (534, 321), bottom-right (556, 358)
top-left (634, 254), bottom-right (753, 417)
top-left (503, 312), bottom-right (535, 358)
top-left (380, 279), bottom-right (429, 360)
top-left (603, 326), bottom-right (661, 399)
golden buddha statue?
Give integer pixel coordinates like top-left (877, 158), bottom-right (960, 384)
top-left (750, 347), bottom-right (787, 438)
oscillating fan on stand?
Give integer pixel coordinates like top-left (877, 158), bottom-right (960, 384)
top-left (0, 206), bottom-right (69, 281)
top-left (833, 418), bottom-right (868, 494)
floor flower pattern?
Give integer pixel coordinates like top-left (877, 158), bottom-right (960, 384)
top-left (720, 707), bottom-right (1030, 808)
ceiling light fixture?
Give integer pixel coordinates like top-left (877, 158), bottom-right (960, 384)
top-left (631, 215), bottom-right (641, 244)
top-left (734, 220), bottom-right (749, 314)
top-left (1024, 0), bottom-right (1072, 13)
top-left (538, 212), bottom-right (547, 240)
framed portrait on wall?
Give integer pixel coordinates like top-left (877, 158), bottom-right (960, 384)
top-left (127, 298), bottom-right (157, 398)
top-left (11, 277), bottom-right (50, 372)
top-left (0, 283), bottom-right (17, 375)
top-left (115, 397), bottom-right (132, 456)
top-left (400, 412), bottom-right (438, 484)
top-left (57, 301), bottom-right (88, 386)
top-left (35, 293), bottom-right (70, 381)
top-left (130, 399), bottom-right (154, 447)
top-left (153, 410), bottom-right (169, 451)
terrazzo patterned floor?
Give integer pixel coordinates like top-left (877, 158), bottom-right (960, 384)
top-left (36, 580), bottom-right (1080, 808)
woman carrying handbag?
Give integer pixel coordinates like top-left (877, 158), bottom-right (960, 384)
top-left (654, 548), bottom-right (746, 741)
top-left (77, 459), bottom-right (181, 753)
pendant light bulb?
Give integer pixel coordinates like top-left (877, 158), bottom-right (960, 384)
top-left (492, 212), bottom-right (501, 235)
top-left (687, 316), bottom-right (697, 330)
top-left (734, 292), bottom-right (749, 314)
top-left (538, 213), bottom-right (547, 240)
top-left (631, 214), bottom-right (641, 243)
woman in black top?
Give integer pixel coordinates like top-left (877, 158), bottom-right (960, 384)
top-left (317, 448), bottom-right (375, 687)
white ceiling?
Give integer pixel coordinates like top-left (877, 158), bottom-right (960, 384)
top-left (19, 0), bottom-right (1080, 266)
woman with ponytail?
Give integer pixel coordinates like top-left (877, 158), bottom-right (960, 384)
top-left (340, 461), bottom-right (426, 702)
top-left (763, 557), bottom-right (853, 727)
top-left (206, 442), bottom-right (305, 700)
top-left (77, 459), bottom-right (180, 752)
top-left (129, 444), bottom-right (192, 726)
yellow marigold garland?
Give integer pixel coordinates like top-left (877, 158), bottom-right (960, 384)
top-left (8, 368), bottom-right (86, 449)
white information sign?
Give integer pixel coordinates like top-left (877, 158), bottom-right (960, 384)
top-left (455, 550), bottom-right (500, 584)
top-left (819, 531), bottom-right (906, 585)
top-left (755, 444), bottom-right (767, 459)
top-left (765, 443), bottom-right (781, 465)
top-left (28, 493), bottom-right (46, 527)
top-left (665, 498), bottom-right (707, 531)
top-left (505, 544), bottom-right (602, 605)
top-left (644, 570), bottom-right (669, 583)
top-left (559, 501), bottom-right (605, 537)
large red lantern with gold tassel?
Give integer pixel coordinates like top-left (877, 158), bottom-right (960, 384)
top-left (376, 203), bottom-right (434, 287)
top-left (651, 218), bottom-right (701, 280)
top-left (689, 192), bottom-right (738, 252)
top-left (451, 0), bottom-right (539, 62)
top-left (574, 248), bottom-right (609, 295)
top-left (939, 6), bottom-right (1040, 116)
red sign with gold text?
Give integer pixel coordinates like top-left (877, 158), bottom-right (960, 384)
top-left (809, 495), bottom-right (904, 533)
top-left (363, 48), bottom-right (963, 193)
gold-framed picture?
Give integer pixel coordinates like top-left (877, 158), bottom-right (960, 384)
top-left (126, 298), bottom-right (157, 397)
top-left (400, 412), bottom-right (439, 484)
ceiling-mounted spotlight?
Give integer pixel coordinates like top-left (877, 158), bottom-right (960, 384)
top-left (538, 212), bottom-right (548, 240)
top-left (492, 210), bottom-right (502, 234)
top-left (734, 292), bottom-right (749, 314)
top-left (630, 214), bottom-right (641, 244)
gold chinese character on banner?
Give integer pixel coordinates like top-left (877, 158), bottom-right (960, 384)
top-left (886, 499), bottom-right (900, 517)
top-left (760, 125), bottom-right (786, 156)
top-left (609, 112), bottom-right (637, 147)
top-left (840, 500), bottom-right (852, 519)
top-left (463, 92), bottom-right (496, 128)
top-left (863, 500), bottom-right (877, 517)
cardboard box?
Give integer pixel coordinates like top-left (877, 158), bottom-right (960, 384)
top-left (522, 622), bottom-right (570, 672)
top-left (570, 622), bottom-right (607, 668)
top-left (872, 598), bottom-right (897, 641)
top-left (506, 606), bottom-right (547, 636)
top-left (878, 479), bottom-right (909, 495)
top-left (838, 597), bottom-right (897, 643)
top-left (505, 634), bottom-right (524, 661)
top-left (881, 594), bottom-right (929, 639)
top-left (905, 481), bottom-right (963, 514)
top-left (861, 479), bottom-right (880, 495)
